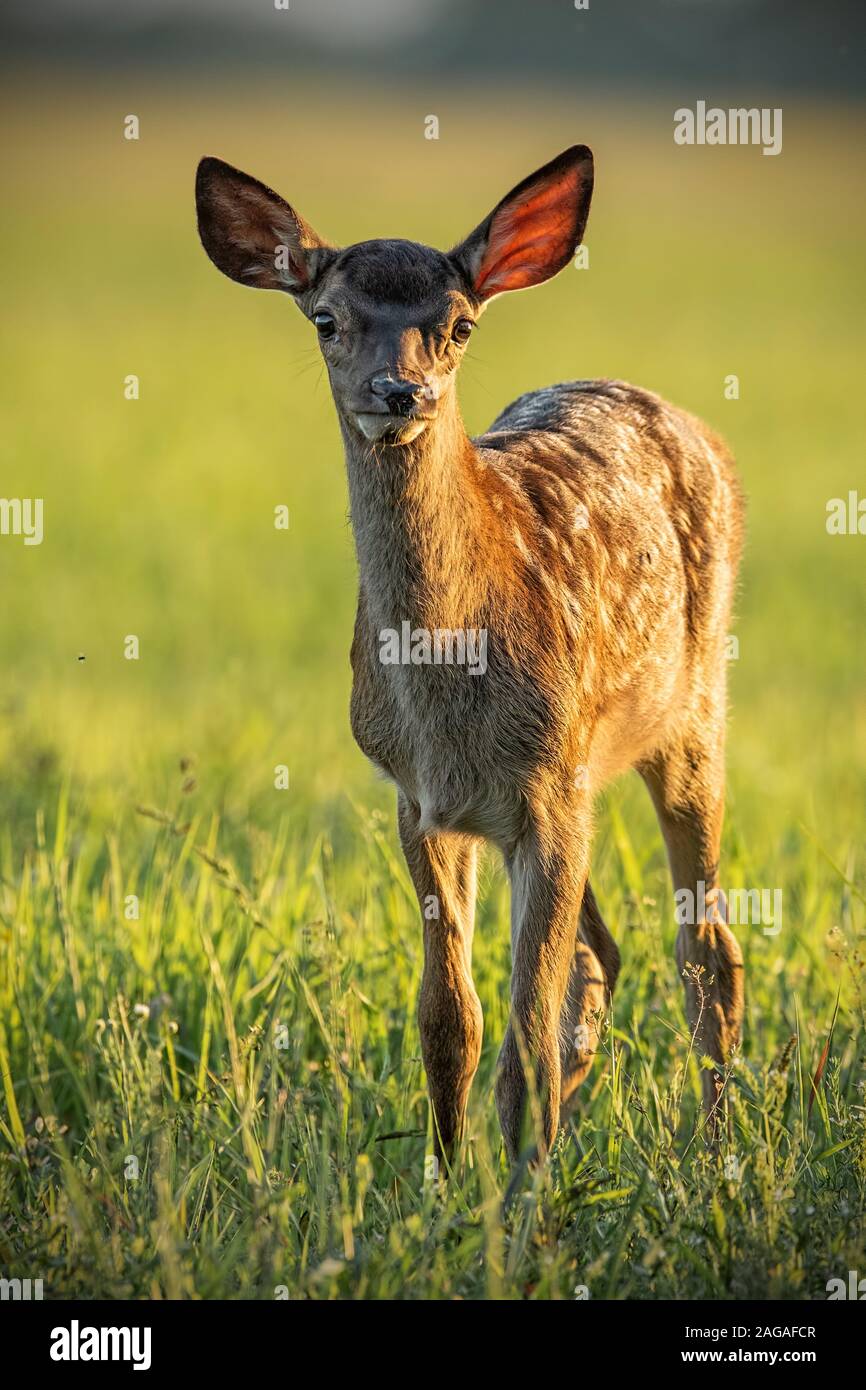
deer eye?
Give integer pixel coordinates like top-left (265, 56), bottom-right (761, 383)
top-left (451, 317), bottom-right (475, 345)
top-left (314, 312), bottom-right (337, 340)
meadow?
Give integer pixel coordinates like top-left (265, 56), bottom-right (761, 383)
top-left (0, 75), bottom-right (864, 1299)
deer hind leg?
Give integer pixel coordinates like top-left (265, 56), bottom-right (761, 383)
top-left (640, 725), bottom-right (744, 1129)
top-left (497, 802), bottom-right (592, 1163)
top-left (397, 795), bottom-right (482, 1170)
top-left (559, 881), bottom-right (620, 1115)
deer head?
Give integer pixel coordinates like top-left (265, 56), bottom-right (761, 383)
top-left (195, 146), bottom-right (593, 447)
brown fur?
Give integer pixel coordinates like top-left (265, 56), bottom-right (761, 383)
top-left (196, 147), bottom-right (745, 1166)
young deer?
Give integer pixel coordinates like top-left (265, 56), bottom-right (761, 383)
top-left (196, 146), bottom-right (745, 1166)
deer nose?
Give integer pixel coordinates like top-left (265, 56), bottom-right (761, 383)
top-left (370, 376), bottom-right (424, 416)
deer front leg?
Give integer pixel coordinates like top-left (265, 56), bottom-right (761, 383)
top-left (497, 804), bottom-right (593, 1164)
top-left (560, 881), bottom-right (619, 1115)
top-left (397, 795), bottom-right (483, 1171)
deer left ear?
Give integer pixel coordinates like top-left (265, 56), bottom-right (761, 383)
top-left (195, 156), bottom-right (335, 296)
top-left (451, 145), bottom-right (593, 304)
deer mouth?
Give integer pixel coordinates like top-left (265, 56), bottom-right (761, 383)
top-left (354, 412), bottom-right (432, 444)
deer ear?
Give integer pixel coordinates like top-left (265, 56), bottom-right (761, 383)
top-left (451, 146), bottom-right (593, 303)
top-left (195, 157), bottom-right (335, 294)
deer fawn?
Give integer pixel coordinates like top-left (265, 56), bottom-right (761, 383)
top-left (196, 145), bottom-right (745, 1166)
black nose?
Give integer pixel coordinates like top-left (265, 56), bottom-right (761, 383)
top-left (370, 376), bottom-right (423, 417)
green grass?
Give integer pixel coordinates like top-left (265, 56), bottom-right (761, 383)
top-left (0, 77), bottom-right (864, 1299)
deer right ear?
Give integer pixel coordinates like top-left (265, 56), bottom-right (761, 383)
top-left (450, 146), bottom-right (593, 304)
top-left (195, 157), bottom-right (335, 295)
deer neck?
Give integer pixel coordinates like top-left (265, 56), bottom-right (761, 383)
top-left (340, 393), bottom-right (488, 630)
